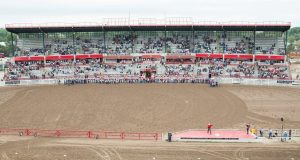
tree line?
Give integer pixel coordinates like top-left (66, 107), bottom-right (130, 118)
top-left (0, 28), bottom-right (15, 56)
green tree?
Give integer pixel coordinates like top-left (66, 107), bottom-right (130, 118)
top-left (288, 27), bottom-right (300, 52)
top-left (0, 28), bottom-right (17, 57)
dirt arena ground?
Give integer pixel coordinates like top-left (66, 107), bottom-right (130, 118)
top-left (0, 84), bottom-right (300, 159)
top-left (0, 136), bottom-right (300, 160)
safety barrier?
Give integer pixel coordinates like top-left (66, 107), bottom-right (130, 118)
top-left (251, 129), bottom-right (300, 138)
top-left (4, 77), bottom-right (300, 87)
top-left (0, 128), bottom-right (161, 140)
top-left (219, 78), bottom-right (300, 86)
top-left (4, 79), bottom-right (59, 86)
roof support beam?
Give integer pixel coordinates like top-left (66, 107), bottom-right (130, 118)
top-left (42, 32), bottom-right (45, 55)
top-left (192, 26), bottom-right (195, 53)
top-left (284, 31), bottom-right (288, 55)
top-left (10, 32), bottom-right (14, 57)
top-left (73, 32), bottom-right (76, 55)
top-left (164, 28), bottom-right (167, 53)
top-left (253, 30), bottom-right (256, 55)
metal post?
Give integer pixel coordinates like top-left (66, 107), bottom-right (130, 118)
top-left (222, 53), bottom-right (225, 62)
top-left (192, 29), bottom-right (195, 53)
top-left (281, 117), bottom-right (284, 142)
top-left (131, 31), bottom-right (134, 53)
top-left (73, 32), bottom-right (75, 55)
top-left (281, 124), bottom-right (284, 141)
top-left (42, 33), bottom-right (45, 49)
top-left (103, 31), bottom-right (106, 53)
top-left (284, 31), bottom-right (288, 55)
top-left (253, 31), bottom-right (256, 54)
top-left (42, 32), bottom-right (46, 56)
top-left (223, 31), bottom-right (226, 53)
top-left (20, 34), bottom-right (24, 56)
top-left (164, 30), bottom-right (167, 53)
top-left (10, 32), bottom-right (14, 57)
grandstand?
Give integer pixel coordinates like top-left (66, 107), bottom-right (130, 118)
top-left (3, 18), bottom-right (291, 83)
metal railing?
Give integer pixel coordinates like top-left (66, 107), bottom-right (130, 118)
top-left (252, 129), bottom-right (300, 138)
top-left (5, 18), bottom-right (291, 28)
top-left (3, 77), bottom-right (300, 87)
top-left (0, 128), bottom-right (161, 140)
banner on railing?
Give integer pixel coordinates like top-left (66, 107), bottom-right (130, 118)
top-left (5, 80), bottom-right (20, 85)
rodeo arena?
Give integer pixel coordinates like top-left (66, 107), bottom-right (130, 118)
top-left (1, 18), bottom-right (300, 160)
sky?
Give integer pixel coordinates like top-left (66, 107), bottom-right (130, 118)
top-left (1, 0), bottom-right (300, 28)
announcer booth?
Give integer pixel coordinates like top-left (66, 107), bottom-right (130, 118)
top-left (75, 54), bottom-right (103, 64)
top-left (139, 54), bottom-right (162, 64)
top-left (195, 53), bottom-right (223, 64)
top-left (165, 54), bottom-right (195, 64)
top-left (104, 55), bottom-right (133, 64)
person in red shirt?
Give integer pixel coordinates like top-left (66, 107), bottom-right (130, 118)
top-left (207, 123), bottom-right (213, 135)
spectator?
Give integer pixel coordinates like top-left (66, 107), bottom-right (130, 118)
top-left (268, 129), bottom-right (273, 139)
top-left (246, 124), bottom-right (250, 135)
top-left (207, 123), bottom-right (213, 135)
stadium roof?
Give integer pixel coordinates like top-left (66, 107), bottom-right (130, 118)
top-left (5, 18), bottom-right (291, 33)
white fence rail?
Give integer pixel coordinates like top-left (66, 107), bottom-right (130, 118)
top-left (2, 79), bottom-right (59, 86)
top-left (219, 78), bottom-right (300, 86)
top-left (2, 78), bottom-right (300, 87)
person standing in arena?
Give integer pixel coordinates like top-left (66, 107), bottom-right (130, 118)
top-left (259, 128), bottom-right (264, 137)
top-left (207, 123), bottom-right (213, 135)
top-left (246, 124), bottom-right (250, 134)
top-left (268, 129), bottom-right (273, 139)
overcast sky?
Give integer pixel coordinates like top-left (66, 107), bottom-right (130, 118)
top-left (1, 0), bottom-right (300, 28)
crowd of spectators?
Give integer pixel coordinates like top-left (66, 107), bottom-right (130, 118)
top-left (194, 35), bottom-right (217, 53)
top-left (138, 38), bottom-right (164, 53)
top-left (3, 61), bottom-right (290, 82)
top-left (7, 33), bottom-right (289, 81)
top-left (258, 65), bottom-right (288, 79)
top-left (164, 65), bottom-right (195, 76)
top-left (16, 33), bottom-right (285, 56)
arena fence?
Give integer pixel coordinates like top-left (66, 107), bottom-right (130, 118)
top-left (2, 77), bottom-right (300, 87)
top-left (0, 128), bottom-right (161, 141)
top-left (252, 129), bottom-right (300, 138)
top-left (3, 79), bottom-right (59, 86)
top-left (219, 78), bottom-right (300, 86)
top-left (0, 81), bottom-right (4, 86)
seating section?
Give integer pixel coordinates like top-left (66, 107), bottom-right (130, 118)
top-left (5, 31), bottom-right (289, 81)
top-left (3, 57), bottom-right (289, 81)
top-left (15, 31), bottom-right (286, 56)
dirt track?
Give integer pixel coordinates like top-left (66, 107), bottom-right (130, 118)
top-left (1, 84), bottom-right (300, 160)
top-left (0, 84), bottom-right (249, 132)
top-left (0, 136), bottom-right (300, 160)
top-left (1, 84), bottom-right (300, 131)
